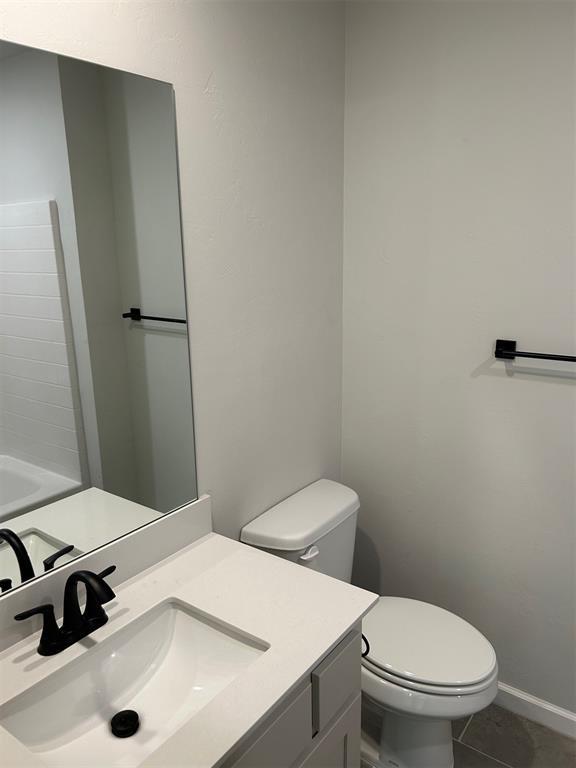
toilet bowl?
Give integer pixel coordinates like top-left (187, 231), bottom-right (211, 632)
top-left (240, 479), bottom-right (499, 768)
top-left (359, 597), bottom-right (498, 768)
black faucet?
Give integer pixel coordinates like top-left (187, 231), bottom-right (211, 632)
top-left (62, 566), bottom-right (116, 636)
top-left (0, 530), bottom-right (78, 592)
top-left (14, 565), bottom-right (116, 656)
top-left (0, 529), bottom-right (35, 589)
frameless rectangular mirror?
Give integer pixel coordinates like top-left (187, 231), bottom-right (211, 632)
top-left (0, 41), bottom-right (197, 593)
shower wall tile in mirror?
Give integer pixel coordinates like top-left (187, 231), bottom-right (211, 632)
top-left (0, 201), bottom-right (84, 511)
top-left (0, 41), bottom-right (197, 592)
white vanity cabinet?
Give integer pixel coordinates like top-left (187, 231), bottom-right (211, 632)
top-left (223, 628), bottom-right (362, 768)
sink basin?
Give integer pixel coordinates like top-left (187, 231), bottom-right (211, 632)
top-left (0, 599), bottom-right (268, 766)
top-left (0, 528), bottom-right (82, 585)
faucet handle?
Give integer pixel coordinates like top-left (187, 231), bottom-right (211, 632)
top-left (98, 565), bottom-right (116, 581)
top-left (14, 604), bottom-right (64, 656)
top-left (43, 544), bottom-right (75, 572)
top-left (14, 603), bottom-right (56, 623)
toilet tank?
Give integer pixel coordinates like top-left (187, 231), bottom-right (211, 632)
top-left (240, 479), bottom-right (359, 583)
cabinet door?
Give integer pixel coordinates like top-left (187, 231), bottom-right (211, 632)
top-left (311, 631), bottom-right (361, 734)
top-left (223, 628), bottom-right (361, 768)
top-left (223, 683), bottom-right (312, 768)
top-left (296, 694), bottom-right (361, 768)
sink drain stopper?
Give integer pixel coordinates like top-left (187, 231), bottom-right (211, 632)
top-left (110, 710), bottom-right (140, 738)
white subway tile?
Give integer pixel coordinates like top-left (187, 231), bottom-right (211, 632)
top-left (0, 201), bottom-right (83, 483)
top-left (0, 294), bottom-right (63, 320)
top-left (0, 202), bottom-right (51, 228)
top-left (0, 250), bottom-right (57, 273)
top-left (1, 393), bottom-right (76, 429)
top-left (0, 273), bottom-right (60, 297)
top-left (0, 336), bottom-right (68, 365)
top-left (0, 355), bottom-right (71, 387)
top-left (0, 225), bottom-right (54, 251)
top-left (2, 411), bottom-right (78, 451)
top-left (0, 374), bottom-right (74, 408)
top-left (0, 315), bottom-right (66, 342)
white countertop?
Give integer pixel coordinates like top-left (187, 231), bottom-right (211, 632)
top-left (0, 533), bottom-right (377, 768)
top-left (4, 488), bottom-right (160, 557)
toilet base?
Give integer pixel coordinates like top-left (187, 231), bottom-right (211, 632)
top-left (361, 700), bottom-right (454, 768)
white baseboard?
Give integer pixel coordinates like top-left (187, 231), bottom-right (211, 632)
top-left (496, 682), bottom-right (576, 740)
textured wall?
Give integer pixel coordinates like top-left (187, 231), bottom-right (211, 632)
top-left (0, 1), bottom-right (345, 536)
top-left (343, 0), bottom-right (575, 710)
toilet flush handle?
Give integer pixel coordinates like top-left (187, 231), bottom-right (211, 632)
top-left (299, 545), bottom-right (320, 562)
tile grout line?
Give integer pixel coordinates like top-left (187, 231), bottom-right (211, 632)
top-left (457, 714), bottom-right (474, 742)
top-left (457, 740), bottom-right (515, 768)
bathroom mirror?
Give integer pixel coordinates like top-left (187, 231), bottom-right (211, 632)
top-left (0, 41), bottom-right (197, 593)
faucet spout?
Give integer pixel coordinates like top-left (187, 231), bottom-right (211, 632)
top-left (62, 567), bottom-right (116, 636)
top-left (0, 529), bottom-right (35, 584)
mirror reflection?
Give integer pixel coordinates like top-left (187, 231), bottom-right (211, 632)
top-left (0, 41), bottom-right (197, 592)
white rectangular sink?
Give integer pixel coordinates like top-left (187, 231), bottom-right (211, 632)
top-left (0, 528), bottom-right (82, 584)
top-left (0, 600), bottom-right (268, 767)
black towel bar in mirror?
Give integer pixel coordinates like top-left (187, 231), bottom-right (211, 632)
top-left (122, 307), bottom-right (186, 324)
top-left (495, 339), bottom-right (576, 363)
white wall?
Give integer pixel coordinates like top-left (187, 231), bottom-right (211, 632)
top-left (343, 0), bottom-right (575, 712)
top-left (0, 47), bottom-right (68, 208)
top-left (0, 0), bottom-right (574, 719)
top-left (179, 2), bottom-right (344, 535)
top-left (0, 1), bottom-right (345, 537)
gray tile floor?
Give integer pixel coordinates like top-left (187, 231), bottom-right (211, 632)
top-left (452, 705), bottom-right (576, 768)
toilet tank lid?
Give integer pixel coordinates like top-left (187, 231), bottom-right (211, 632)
top-left (240, 479), bottom-right (359, 551)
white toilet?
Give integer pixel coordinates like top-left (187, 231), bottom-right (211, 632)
top-left (240, 479), bottom-right (498, 768)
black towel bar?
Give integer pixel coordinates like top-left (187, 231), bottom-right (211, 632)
top-left (495, 339), bottom-right (576, 363)
top-left (122, 307), bottom-right (186, 324)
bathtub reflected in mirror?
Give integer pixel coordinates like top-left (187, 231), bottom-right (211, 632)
top-left (0, 457), bottom-right (81, 523)
top-left (0, 41), bottom-right (197, 593)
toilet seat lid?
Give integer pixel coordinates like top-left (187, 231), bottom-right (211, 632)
top-left (363, 597), bottom-right (497, 687)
